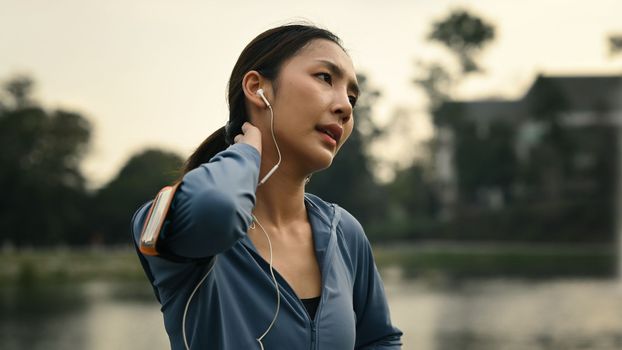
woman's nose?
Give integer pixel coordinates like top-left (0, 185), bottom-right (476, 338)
top-left (332, 92), bottom-right (353, 124)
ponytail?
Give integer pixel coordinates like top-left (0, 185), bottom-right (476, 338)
top-left (181, 126), bottom-right (228, 175)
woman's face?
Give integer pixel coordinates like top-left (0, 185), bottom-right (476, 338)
top-left (266, 39), bottom-right (359, 175)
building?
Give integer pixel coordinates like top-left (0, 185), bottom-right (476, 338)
top-left (433, 74), bottom-right (621, 241)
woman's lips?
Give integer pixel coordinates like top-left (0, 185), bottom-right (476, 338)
top-left (315, 123), bottom-right (343, 145)
top-left (317, 129), bottom-right (337, 146)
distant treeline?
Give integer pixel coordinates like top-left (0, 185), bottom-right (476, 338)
top-left (0, 73), bottom-right (615, 247)
top-left (0, 76), bottom-right (184, 246)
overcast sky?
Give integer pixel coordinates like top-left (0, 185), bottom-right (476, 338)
top-left (1, 0), bottom-right (621, 187)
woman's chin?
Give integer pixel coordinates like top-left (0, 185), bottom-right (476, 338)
top-left (284, 140), bottom-right (336, 174)
top-left (305, 150), bottom-right (335, 173)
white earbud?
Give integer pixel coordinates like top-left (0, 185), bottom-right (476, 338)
top-left (256, 88), bottom-right (271, 108)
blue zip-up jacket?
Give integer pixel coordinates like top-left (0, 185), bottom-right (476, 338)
top-left (131, 143), bottom-right (403, 349)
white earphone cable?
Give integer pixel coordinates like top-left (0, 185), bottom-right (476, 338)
top-left (183, 257), bottom-right (218, 350)
top-left (252, 215), bottom-right (281, 349)
top-left (258, 104), bottom-right (281, 186)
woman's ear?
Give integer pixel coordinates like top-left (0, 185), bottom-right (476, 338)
top-left (242, 71), bottom-right (271, 110)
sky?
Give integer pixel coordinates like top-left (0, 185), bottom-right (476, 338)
top-left (1, 0), bottom-right (621, 188)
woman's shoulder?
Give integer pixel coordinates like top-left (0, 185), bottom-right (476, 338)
top-left (305, 193), bottom-right (372, 275)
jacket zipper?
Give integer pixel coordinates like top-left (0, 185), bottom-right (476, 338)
top-left (308, 293), bottom-right (324, 350)
top-left (244, 243), bottom-right (323, 349)
top-left (309, 321), bottom-right (316, 350)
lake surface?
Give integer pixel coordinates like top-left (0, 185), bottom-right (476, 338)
top-left (2, 277), bottom-right (622, 349)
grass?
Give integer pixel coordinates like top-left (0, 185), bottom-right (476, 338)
top-left (0, 242), bottom-right (616, 284)
top-left (372, 241), bottom-right (616, 280)
top-left (1, 247), bottom-right (145, 284)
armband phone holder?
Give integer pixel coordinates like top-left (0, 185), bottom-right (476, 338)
top-left (139, 183), bottom-right (180, 256)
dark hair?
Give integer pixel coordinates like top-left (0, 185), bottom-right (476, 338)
top-left (181, 24), bottom-right (343, 174)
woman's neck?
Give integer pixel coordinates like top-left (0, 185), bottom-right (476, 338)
top-left (253, 168), bottom-right (308, 228)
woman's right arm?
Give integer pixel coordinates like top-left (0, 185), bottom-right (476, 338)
top-left (133, 121), bottom-right (262, 260)
top-left (132, 122), bottom-right (262, 260)
top-left (158, 142), bottom-right (260, 259)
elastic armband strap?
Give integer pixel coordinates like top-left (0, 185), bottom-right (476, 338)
top-left (139, 183), bottom-right (180, 256)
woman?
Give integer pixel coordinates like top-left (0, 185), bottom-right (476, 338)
top-left (131, 24), bottom-right (403, 349)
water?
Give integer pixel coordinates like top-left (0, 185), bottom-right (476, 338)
top-left (387, 278), bottom-right (622, 350)
top-left (0, 281), bottom-right (168, 350)
top-left (2, 278), bottom-right (622, 349)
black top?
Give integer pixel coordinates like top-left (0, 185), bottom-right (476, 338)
top-left (301, 296), bottom-right (321, 320)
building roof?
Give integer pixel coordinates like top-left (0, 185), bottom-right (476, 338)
top-left (437, 74), bottom-right (622, 126)
top-left (523, 75), bottom-right (622, 111)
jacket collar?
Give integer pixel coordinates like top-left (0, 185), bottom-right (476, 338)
top-left (239, 194), bottom-right (339, 271)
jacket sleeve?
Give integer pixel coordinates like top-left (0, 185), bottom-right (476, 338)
top-left (134, 143), bottom-right (260, 259)
top-left (341, 210), bottom-right (403, 349)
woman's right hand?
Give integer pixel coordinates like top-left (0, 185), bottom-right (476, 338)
top-left (233, 122), bottom-right (262, 155)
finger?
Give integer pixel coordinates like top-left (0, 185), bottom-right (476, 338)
top-left (234, 134), bottom-right (242, 143)
top-left (241, 122), bottom-right (249, 133)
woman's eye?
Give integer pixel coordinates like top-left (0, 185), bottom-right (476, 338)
top-left (349, 96), bottom-right (358, 108)
top-left (317, 72), bottom-right (332, 84)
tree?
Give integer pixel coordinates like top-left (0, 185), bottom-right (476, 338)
top-left (414, 9), bottom-right (497, 221)
top-left (609, 34), bottom-right (622, 56)
top-left (0, 76), bottom-right (92, 246)
top-left (3, 75), bottom-right (36, 109)
top-left (415, 9), bottom-right (496, 116)
top-left (413, 62), bottom-right (452, 111)
top-left (95, 149), bottom-right (183, 244)
top-left (428, 9), bottom-right (495, 74)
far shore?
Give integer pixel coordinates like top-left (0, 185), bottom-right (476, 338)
top-left (1, 241), bottom-right (615, 284)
